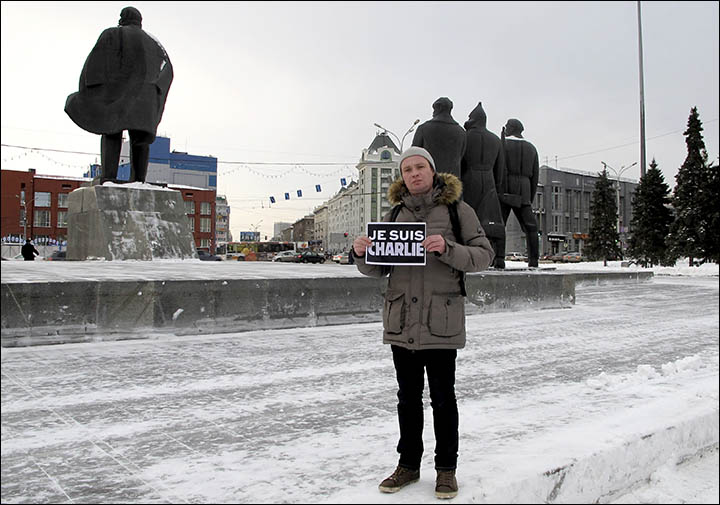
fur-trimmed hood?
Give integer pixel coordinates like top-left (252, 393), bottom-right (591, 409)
top-left (387, 172), bottom-right (463, 206)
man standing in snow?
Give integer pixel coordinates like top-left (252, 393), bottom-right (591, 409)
top-left (352, 146), bottom-right (495, 499)
top-left (65, 6), bottom-right (173, 184)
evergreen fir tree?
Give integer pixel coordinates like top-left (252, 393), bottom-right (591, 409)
top-left (667, 106), bottom-right (712, 266)
top-left (627, 159), bottom-right (674, 267)
top-left (585, 168), bottom-right (622, 266)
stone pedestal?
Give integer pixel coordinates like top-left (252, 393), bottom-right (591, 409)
top-left (66, 184), bottom-right (197, 261)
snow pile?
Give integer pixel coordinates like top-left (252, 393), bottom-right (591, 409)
top-left (586, 355), bottom-right (707, 389)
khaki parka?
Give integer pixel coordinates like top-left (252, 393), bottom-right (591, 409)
top-left (354, 173), bottom-right (495, 350)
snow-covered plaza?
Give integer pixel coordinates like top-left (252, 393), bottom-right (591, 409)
top-left (1, 261), bottom-right (718, 503)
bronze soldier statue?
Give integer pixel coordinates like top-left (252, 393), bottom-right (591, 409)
top-left (412, 97), bottom-right (466, 178)
top-left (65, 6), bottom-right (173, 184)
top-left (497, 119), bottom-right (540, 268)
top-left (461, 103), bottom-right (506, 268)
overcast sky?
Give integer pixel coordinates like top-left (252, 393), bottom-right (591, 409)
top-left (1, 1), bottom-right (718, 241)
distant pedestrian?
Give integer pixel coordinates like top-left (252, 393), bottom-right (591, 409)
top-left (352, 146), bottom-right (495, 499)
top-left (21, 239), bottom-right (40, 261)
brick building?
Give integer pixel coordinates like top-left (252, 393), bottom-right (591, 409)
top-left (1, 169), bottom-right (217, 253)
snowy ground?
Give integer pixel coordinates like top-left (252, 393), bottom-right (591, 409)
top-left (1, 261), bottom-right (717, 503)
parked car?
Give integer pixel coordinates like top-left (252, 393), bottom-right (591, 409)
top-left (335, 252), bottom-right (351, 264)
top-left (273, 250), bottom-right (298, 262)
top-left (197, 249), bottom-right (222, 261)
top-left (298, 251), bottom-right (325, 263)
top-left (549, 252), bottom-right (566, 263)
top-left (505, 252), bottom-right (527, 261)
top-left (45, 250), bottom-right (67, 261)
top-left (563, 252), bottom-right (584, 263)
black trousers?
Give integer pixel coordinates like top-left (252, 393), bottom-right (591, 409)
top-left (391, 345), bottom-right (458, 471)
top-left (496, 203), bottom-right (539, 267)
top-left (100, 130), bottom-right (153, 183)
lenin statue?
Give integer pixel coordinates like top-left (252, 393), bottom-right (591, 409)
top-left (65, 7), bottom-right (173, 184)
top-left (411, 97), bottom-right (466, 178)
top-left (497, 119), bottom-right (540, 268)
top-left (461, 102), bottom-right (506, 268)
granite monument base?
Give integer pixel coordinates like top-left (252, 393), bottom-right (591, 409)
top-left (66, 184), bottom-right (196, 261)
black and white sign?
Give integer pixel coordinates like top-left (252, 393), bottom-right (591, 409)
top-left (365, 222), bottom-right (426, 266)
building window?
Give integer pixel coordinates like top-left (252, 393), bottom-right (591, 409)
top-left (34, 192), bottom-right (51, 207)
top-left (200, 202), bottom-right (211, 215)
top-left (58, 193), bottom-right (69, 208)
top-left (20, 209), bottom-right (26, 228)
top-left (551, 186), bottom-right (561, 211)
top-left (565, 190), bottom-right (572, 213)
top-left (185, 200), bottom-right (195, 215)
top-left (574, 191), bottom-right (581, 215)
top-left (200, 238), bottom-right (210, 248)
top-left (381, 150), bottom-right (391, 160)
top-left (188, 216), bottom-right (195, 232)
top-left (552, 215), bottom-right (560, 233)
top-left (34, 209), bottom-right (51, 227)
top-left (57, 211), bottom-right (68, 228)
top-left (20, 190), bottom-right (26, 205)
top-left (200, 217), bottom-right (211, 233)
top-left (584, 192), bottom-right (591, 216)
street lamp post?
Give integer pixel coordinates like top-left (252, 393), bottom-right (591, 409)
top-left (250, 220), bottom-right (263, 241)
top-left (601, 161), bottom-right (638, 234)
top-left (16, 194), bottom-right (36, 241)
top-left (373, 119), bottom-right (420, 152)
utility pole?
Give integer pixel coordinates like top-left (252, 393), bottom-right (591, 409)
top-left (637, 1), bottom-right (647, 178)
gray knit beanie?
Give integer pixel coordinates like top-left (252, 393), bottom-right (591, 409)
top-left (398, 146), bottom-right (436, 172)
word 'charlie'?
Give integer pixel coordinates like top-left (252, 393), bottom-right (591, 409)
top-left (367, 241), bottom-right (425, 257)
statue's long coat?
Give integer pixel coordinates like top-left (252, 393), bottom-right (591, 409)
top-left (461, 103), bottom-right (506, 239)
top-left (501, 136), bottom-right (539, 207)
top-left (412, 112), bottom-right (466, 178)
top-left (65, 24), bottom-right (173, 138)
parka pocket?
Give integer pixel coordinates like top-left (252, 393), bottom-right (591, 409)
top-left (429, 294), bottom-right (465, 337)
top-left (383, 290), bottom-right (406, 334)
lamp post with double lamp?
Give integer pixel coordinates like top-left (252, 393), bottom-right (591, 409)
top-left (373, 119), bottom-right (420, 153)
top-left (601, 161), bottom-right (638, 235)
top-left (15, 194), bottom-right (36, 241)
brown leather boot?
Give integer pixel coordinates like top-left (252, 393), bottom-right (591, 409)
top-left (378, 465), bottom-right (420, 493)
top-left (435, 469), bottom-right (458, 499)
